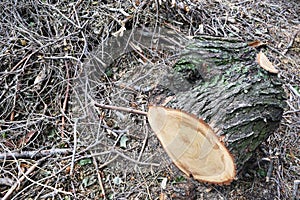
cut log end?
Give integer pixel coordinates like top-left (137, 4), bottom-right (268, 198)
top-left (147, 106), bottom-right (236, 184)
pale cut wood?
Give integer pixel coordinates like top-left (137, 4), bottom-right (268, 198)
top-left (147, 106), bottom-right (236, 184)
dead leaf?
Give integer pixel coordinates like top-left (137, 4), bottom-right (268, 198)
top-left (113, 176), bottom-right (123, 185)
top-left (147, 106), bottom-right (236, 184)
top-left (20, 39), bottom-right (27, 46)
top-left (65, 166), bottom-right (71, 174)
top-left (248, 40), bottom-right (266, 48)
top-left (4, 140), bottom-right (16, 148)
top-left (17, 130), bottom-right (36, 148)
top-left (120, 135), bottom-right (129, 148)
top-left (257, 51), bottom-right (279, 74)
top-left (33, 67), bottom-right (48, 90)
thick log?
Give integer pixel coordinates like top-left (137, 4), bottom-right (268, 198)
top-left (167, 36), bottom-right (286, 172)
top-left (85, 30), bottom-right (286, 174)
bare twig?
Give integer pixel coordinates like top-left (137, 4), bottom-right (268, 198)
top-left (288, 84), bottom-right (300, 98)
top-left (70, 118), bottom-right (78, 176)
top-left (136, 105), bottom-right (149, 168)
top-left (13, 158), bottom-right (73, 199)
top-left (0, 149), bottom-right (72, 160)
top-left (94, 103), bottom-right (147, 116)
top-left (92, 157), bottom-right (106, 199)
top-left (98, 155), bottom-right (119, 169)
top-left (283, 30), bottom-right (299, 55)
top-left (61, 61), bottom-right (71, 137)
top-left (81, 149), bottom-right (159, 167)
top-left (2, 157), bottom-right (47, 200)
top-left (40, 2), bottom-right (82, 29)
top-left (112, 149), bottom-right (159, 167)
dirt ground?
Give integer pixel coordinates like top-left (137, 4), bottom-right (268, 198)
top-left (0, 0), bottom-right (299, 199)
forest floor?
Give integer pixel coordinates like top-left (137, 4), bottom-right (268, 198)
top-left (0, 0), bottom-right (299, 199)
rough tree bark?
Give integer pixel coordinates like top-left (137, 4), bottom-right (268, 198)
top-left (167, 36), bottom-right (286, 173)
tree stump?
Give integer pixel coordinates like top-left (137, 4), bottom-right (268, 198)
top-left (165, 36), bottom-right (286, 173)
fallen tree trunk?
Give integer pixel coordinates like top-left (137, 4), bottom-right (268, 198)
top-left (167, 36), bottom-right (286, 173)
top-left (84, 30), bottom-right (286, 176)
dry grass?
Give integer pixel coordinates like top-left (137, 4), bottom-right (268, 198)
top-left (0, 0), bottom-right (299, 199)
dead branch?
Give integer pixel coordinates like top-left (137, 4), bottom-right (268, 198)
top-left (94, 103), bottom-right (147, 116)
top-left (0, 149), bottom-right (72, 160)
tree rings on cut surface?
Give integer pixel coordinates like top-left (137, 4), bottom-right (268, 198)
top-left (147, 106), bottom-right (236, 184)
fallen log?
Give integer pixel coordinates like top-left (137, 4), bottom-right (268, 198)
top-left (166, 36), bottom-right (286, 173)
